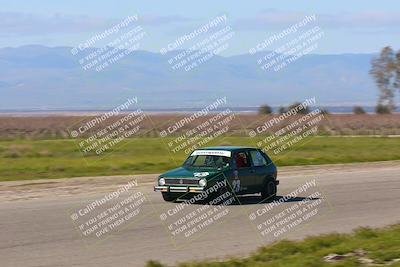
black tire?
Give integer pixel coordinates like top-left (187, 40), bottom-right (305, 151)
top-left (162, 193), bottom-right (177, 202)
top-left (208, 184), bottom-right (236, 205)
top-left (261, 179), bottom-right (277, 201)
top-left (206, 185), bottom-right (225, 204)
top-left (220, 185), bottom-right (239, 205)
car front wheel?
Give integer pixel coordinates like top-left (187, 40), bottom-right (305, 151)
top-left (261, 179), bottom-right (277, 201)
top-left (162, 193), bottom-right (177, 202)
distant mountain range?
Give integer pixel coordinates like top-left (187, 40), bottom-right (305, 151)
top-left (0, 45), bottom-right (382, 110)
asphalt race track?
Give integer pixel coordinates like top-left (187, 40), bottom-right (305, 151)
top-left (1, 161), bottom-right (399, 267)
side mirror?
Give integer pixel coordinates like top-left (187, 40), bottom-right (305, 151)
top-left (217, 162), bottom-right (230, 170)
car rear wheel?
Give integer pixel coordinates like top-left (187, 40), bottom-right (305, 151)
top-left (261, 179), bottom-right (277, 201)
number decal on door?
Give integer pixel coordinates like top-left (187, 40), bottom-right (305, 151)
top-left (232, 178), bottom-right (241, 192)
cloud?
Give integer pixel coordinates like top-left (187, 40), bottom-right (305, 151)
top-left (234, 10), bottom-right (400, 31)
top-left (320, 11), bottom-right (400, 29)
top-left (0, 13), bottom-right (110, 36)
top-left (0, 12), bottom-right (192, 36)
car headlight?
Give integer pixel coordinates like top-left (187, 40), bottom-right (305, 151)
top-left (159, 178), bottom-right (166, 186)
top-left (199, 178), bottom-right (207, 187)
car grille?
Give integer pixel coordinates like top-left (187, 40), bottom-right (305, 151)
top-left (165, 178), bottom-right (199, 185)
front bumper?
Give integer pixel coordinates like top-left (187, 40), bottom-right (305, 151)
top-left (154, 185), bottom-right (205, 193)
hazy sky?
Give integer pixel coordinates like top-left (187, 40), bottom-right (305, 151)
top-left (1, 0), bottom-right (399, 55)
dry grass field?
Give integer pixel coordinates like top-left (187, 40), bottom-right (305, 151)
top-left (0, 114), bottom-right (399, 139)
top-left (0, 114), bottom-right (400, 140)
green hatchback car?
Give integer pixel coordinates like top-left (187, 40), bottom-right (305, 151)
top-left (154, 146), bottom-right (278, 202)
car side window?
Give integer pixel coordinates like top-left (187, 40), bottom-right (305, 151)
top-left (235, 152), bottom-right (251, 168)
top-left (250, 150), bottom-right (267, 167)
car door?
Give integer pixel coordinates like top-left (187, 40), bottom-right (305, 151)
top-left (249, 149), bottom-right (269, 187)
top-left (231, 151), bottom-right (255, 194)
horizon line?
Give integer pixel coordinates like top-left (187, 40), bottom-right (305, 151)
top-left (0, 44), bottom-right (380, 57)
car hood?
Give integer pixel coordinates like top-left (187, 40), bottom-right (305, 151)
top-left (160, 167), bottom-right (221, 179)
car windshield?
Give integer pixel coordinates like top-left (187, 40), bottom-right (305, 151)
top-left (183, 155), bottom-right (230, 168)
